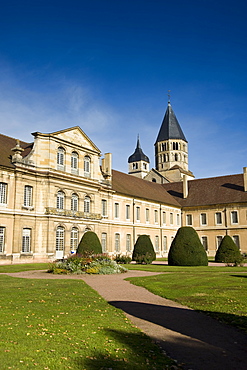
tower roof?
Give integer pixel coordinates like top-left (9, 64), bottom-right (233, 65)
top-left (155, 102), bottom-right (187, 144)
top-left (128, 136), bottom-right (150, 163)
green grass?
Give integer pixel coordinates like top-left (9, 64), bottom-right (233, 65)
top-left (126, 265), bottom-right (247, 333)
top-left (0, 263), bottom-right (50, 273)
top-left (0, 274), bottom-right (174, 370)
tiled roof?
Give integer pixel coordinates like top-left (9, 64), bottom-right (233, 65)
top-left (0, 133), bottom-right (33, 168)
top-left (112, 170), bottom-right (181, 207)
top-left (128, 137), bottom-right (150, 163)
top-left (162, 174), bottom-right (247, 207)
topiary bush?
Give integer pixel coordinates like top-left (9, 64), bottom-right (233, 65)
top-left (132, 235), bottom-right (156, 264)
top-left (215, 235), bottom-right (243, 265)
top-left (168, 226), bottom-right (208, 266)
top-left (114, 254), bottom-right (132, 264)
top-left (76, 231), bottom-right (102, 255)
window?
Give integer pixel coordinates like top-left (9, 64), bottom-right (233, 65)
top-left (146, 208), bottom-right (150, 222)
top-left (155, 236), bottom-right (159, 252)
top-left (126, 204), bottom-right (130, 220)
top-left (186, 214), bottom-right (192, 226)
top-left (71, 193), bottom-right (78, 211)
top-left (57, 147), bottom-right (65, 170)
top-left (231, 211), bottom-right (238, 224)
top-left (201, 236), bottom-right (208, 251)
top-left (215, 212), bottom-right (222, 225)
top-left (101, 233), bottom-right (107, 252)
top-left (71, 152), bottom-right (78, 174)
top-left (216, 236), bottom-right (223, 249)
top-left (162, 211), bottom-right (166, 224)
top-left (0, 183), bottom-right (7, 204)
top-left (84, 196), bottom-right (90, 213)
top-left (84, 156), bottom-right (91, 177)
top-left (176, 214), bottom-right (180, 226)
top-left (70, 227), bottom-right (78, 251)
top-left (114, 203), bottom-right (119, 218)
top-left (126, 234), bottom-right (131, 252)
top-left (136, 206), bottom-right (140, 221)
top-left (154, 210), bottom-right (158, 223)
top-left (115, 233), bottom-right (120, 252)
top-left (201, 213), bottom-right (207, 225)
top-left (170, 213), bottom-right (173, 225)
top-left (0, 227), bottom-right (5, 253)
top-left (22, 228), bottom-right (31, 253)
top-left (233, 235), bottom-right (240, 249)
top-left (163, 236), bottom-right (167, 252)
top-left (102, 199), bottom-right (107, 217)
top-left (57, 191), bottom-right (64, 209)
top-left (56, 226), bottom-right (64, 252)
top-left (24, 185), bottom-right (33, 207)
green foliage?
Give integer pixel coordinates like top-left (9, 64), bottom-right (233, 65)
top-left (132, 235), bottom-right (156, 264)
top-left (168, 226), bottom-right (208, 266)
top-left (76, 231), bottom-right (102, 255)
top-left (215, 235), bottom-right (243, 265)
top-left (85, 259), bottom-right (128, 274)
top-left (114, 254), bottom-right (132, 264)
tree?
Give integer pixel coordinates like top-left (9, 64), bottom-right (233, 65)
top-left (76, 231), bottom-right (102, 255)
top-left (132, 235), bottom-right (156, 264)
top-left (215, 235), bottom-right (243, 265)
top-left (168, 226), bottom-right (208, 266)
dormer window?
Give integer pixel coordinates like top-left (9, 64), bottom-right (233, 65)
top-left (84, 156), bottom-right (91, 177)
top-left (71, 152), bottom-right (79, 174)
top-left (57, 147), bottom-right (65, 171)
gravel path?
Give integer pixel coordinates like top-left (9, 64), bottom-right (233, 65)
top-left (3, 269), bottom-right (247, 370)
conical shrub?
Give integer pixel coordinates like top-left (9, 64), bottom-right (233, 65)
top-left (168, 226), bottom-right (208, 266)
top-left (132, 235), bottom-right (156, 264)
top-left (76, 231), bottom-right (102, 255)
top-left (215, 235), bottom-right (243, 264)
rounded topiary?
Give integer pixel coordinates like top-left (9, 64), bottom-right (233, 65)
top-left (76, 231), bottom-right (102, 255)
top-left (168, 226), bottom-right (208, 266)
top-left (132, 235), bottom-right (156, 264)
top-left (215, 235), bottom-right (243, 265)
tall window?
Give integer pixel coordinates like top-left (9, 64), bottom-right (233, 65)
top-left (0, 227), bottom-right (5, 253)
top-left (114, 203), bottom-right (119, 218)
top-left (201, 213), bottom-right (207, 226)
top-left (163, 236), bottom-right (167, 252)
top-left (126, 234), bottom-right (131, 252)
top-left (170, 213), bottom-right (173, 225)
top-left (216, 236), bottom-right (223, 249)
top-left (233, 235), bottom-right (240, 249)
top-left (0, 183), bottom-right (7, 204)
top-left (115, 233), bottom-right (120, 252)
top-left (201, 236), bottom-right (208, 251)
top-left (102, 199), bottom-right (107, 217)
top-left (70, 227), bottom-right (78, 251)
top-left (56, 226), bottom-right (64, 252)
top-left (186, 214), bottom-right (192, 226)
top-left (146, 208), bottom-right (150, 222)
top-left (22, 228), bottom-right (31, 253)
top-left (57, 147), bottom-right (65, 170)
top-left (126, 204), bottom-right (130, 220)
top-left (71, 152), bottom-right (79, 174)
top-left (84, 196), bottom-right (90, 213)
top-left (155, 236), bottom-right (159, 252)
top-left (176, 214), bottom-right (180, 226)
top-left (84, 156), bottom-right (91, 177)
top-left (136, 206), bottom-right (140, 221)
top-left (71, 193), bottom-right (78, 211)
top-left (162, 211), bottom-right (166, 225)
top-left (231, 211), bottom-right (238, 224)
top-left (101, 233), bottom-right (107, 252)
top-left (215, 212), bottom-right (222, 225)
top-left (24, 185), bottom-right (33, 207)
top-left (57, 191), bottom-right (64, 209)
top-left (154, 210), bottom-right (158, 223)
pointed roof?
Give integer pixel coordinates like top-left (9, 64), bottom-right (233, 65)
top-left (128, 136), bottom-right (150, 163)
top-left (155, 102), bottom-right (187, 144)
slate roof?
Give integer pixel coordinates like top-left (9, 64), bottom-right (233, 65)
top-left (128, 137), bottom-right (150, 163)
top-left (0, 133), bottom-right (33, 168)
top-left (162, 174), bottom-right (247, 207)
top-left (112, 170), bottom-right (180, 207)
top-left (155, 103), bottom-right (187, 143)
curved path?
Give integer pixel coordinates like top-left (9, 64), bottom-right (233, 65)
top-left (4, 269), bottom-right (247, 370)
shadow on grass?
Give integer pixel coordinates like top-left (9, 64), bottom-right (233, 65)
top-left (230, 274), bottom-right (247, 278)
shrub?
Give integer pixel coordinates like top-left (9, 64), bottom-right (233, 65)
top-left (85, 259), bottom-right (127, 274)
top-left (114, 254), bottom-right (132, 264)
top-left (76, 231), bottom-right (102, 255)
top-left (132, 235), bottom-right (156, 264)
top-left (168, 226), bottom-right (208, 266)
top-left (215, 235), bottom-right (243, 266)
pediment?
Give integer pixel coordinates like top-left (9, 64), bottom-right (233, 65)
top-left (52, 127), bottom-right (100, 153)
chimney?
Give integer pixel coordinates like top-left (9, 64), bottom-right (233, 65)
top-left (102, 153), bottom-right (112, 180)
top-left (243, 167), bottom-right (247, 192)
top-left (183, 174), bottom-right (188, 198)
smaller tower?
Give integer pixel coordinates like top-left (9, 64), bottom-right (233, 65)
top-left (128, 136), bottom-right (150, 178)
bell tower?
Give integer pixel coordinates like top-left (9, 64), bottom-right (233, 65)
top-left (128, 136), bottom-right (150, 178)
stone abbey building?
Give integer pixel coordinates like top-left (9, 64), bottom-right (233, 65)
top-left (0, 102), bottom-right (247, 263)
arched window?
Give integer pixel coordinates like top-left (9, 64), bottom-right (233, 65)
top-left (57, 191), bottom-right (64, 209)
top-left (84, 196), bottom-right (90, 213)
top-left (56, 226), bottom-right (64, 252)
top-left (84, 156), bottom-right (91, 177)
top-left (175, 153), bottom-right (178, 161)
top-left (71, 152), bottom-right (79, 174)
top-left (57, 147), bottom-right (65, 170)
top-left (71, 193), bottom-right (78, 211)
top-left (70, 227), bottom-right (79, 252)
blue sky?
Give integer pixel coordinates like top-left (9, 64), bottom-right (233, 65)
top-left (0, 0), bottom-right (247, 178)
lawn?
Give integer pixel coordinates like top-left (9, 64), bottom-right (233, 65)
top-left (0, 270), bottom-right (174, 370)
top-left (126, 264), bottom-right (247, 332)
